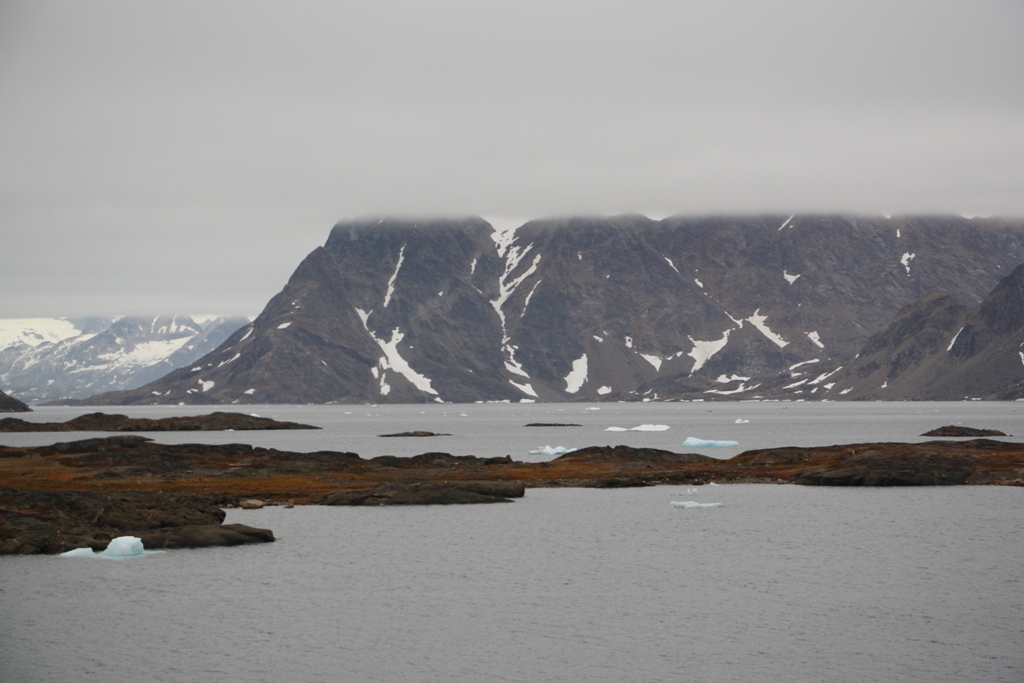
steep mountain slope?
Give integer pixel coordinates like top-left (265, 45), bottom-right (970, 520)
top-left (828, 264), bottom-right (1024, 400)
top-left (1, 316), bottom-right (248, 403)
top-left (87, 214), bottom-right (1024, 405)
top-left (0, 389), bottom-right (30, 412)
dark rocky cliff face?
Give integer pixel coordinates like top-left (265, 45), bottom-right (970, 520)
top-left (830, 264), bottom-right (1024, 400)
top-left (88, 214), bottom-right (1024, 405)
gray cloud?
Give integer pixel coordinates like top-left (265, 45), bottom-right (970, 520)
top-left (1, 0), bottom-right (1022, 317)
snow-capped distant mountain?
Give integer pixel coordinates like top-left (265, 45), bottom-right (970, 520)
top-left (0, 315), bottom-right (249, 403)
top-left (85, 215), bottom-right (1024, 405)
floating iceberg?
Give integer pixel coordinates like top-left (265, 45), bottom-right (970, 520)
top-left (606, 424), bottom-right (670, 432)
top-left (735, 418), bottom-right (749, 424)
top-left (671, 501), bottom-right (723, 509)
top-left (708, 482), bottom-right (720, 487)
top-left (586, 407), bottom-right (601, 411)
top-left (677, 488), bottom-right (699, 496)
top-left (529, 445), bottom-right (576, 456)
top-left (519, 399), bottom-right (536, 404)
top-left (60, 536), bottom-right (161, 559)
top-left (682, 437), bottom-right (739, 448)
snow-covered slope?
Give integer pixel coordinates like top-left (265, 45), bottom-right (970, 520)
top-left (0, 315), bottom-right (248, 403)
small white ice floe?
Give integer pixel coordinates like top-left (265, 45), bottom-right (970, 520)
top-left (586, 407), bottom-right (601, 411)
top-left (61, 536), bottom-right (162, 559)
top-left (606, 424), bottom-right (671, 432)
top-left (677, 488), bottom-right (699, 496)
top-left (708, 482), bottom-right (720, 487)
top-left (529, 445), bottom-right (576, 456)
top-left (671, 501), bottom-right (723, 509)
top-left (735, 418), bottom-right (749, 424)
top-left (682, 437), bottom-right (739, 448)
top-left (520, 399), bottom-right (536, 404)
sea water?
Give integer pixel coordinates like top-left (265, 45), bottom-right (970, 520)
top-left (2, 400), bottom-right (1022, 460)
top-left (1, 403), bottom-right (1022, 682)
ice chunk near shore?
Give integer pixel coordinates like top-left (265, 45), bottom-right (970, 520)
top-left (61, 536), bottom-right (161, 559)
top-left (671, 501), bottom-right (723, 509)
top-left (605, 426), bottom-right (628, 432)
top-left (530, 445), bottom-right (576, 456)
top-left (682, 437), bottom-right (739, 448)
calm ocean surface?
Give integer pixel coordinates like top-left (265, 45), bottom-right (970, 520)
top-left (2, 402), bottom-right (1023, 682)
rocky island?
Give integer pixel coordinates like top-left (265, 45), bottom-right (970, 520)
top-left (0, 411), bottom-right (319, 432)
top-left (2, 434), bottom-right (1022, 554)
top-left (921, 425), bottom-right (1008, 437)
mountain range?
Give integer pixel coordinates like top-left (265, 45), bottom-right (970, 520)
top-left (74, 214), bottom-right (1024, 405)
top-left (0, 315), bottom-right (248, 404)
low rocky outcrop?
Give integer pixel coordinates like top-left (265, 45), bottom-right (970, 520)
top-left (0, 411), bottom-right (318, 432)
top-left (525, 423), bottom-right (581, 427)
top-left (0, 389), bottom-right (30, 413)
top-left (555, 445), bottom-right (716, 464)
top-left (3, 435), bottom-right (1022, 554)
top-left (761, 439), bottom-right (1024, 487)
top-left (139, 523), bottom-right (275, 550)
top-left (379, 431), bottom-right (451, 437)
top-left (921, 425), bottom-right (1007, 437)
top-left (0, 489), bottom-right (274, 555)
top-left (321, 480), bottom-right (526, 505)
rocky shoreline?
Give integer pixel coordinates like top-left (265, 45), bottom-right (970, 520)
top-left (2, 435), bottom-right (1022, 554)
top-left (0, 411), bottom-right (319, 432)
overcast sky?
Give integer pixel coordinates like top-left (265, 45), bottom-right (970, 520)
top-left (2, 1), bottom-right (1022, 319)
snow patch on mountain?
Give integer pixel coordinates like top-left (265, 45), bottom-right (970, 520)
top-left (901, 252), bottom-right (916, 275)
top-left (383, 244), bottom-right (406, 308)
top-left (509, 379), bottom-right (538, 397)
top-left (688, 330), bottom-right (731, 373)
top-left (564, 354), bottom-right (588, 393)
top-left (640, 354), bottom-right (662, 371)
top-left (947, 327), bottom-right (964, 352)
top-left (747, 310), bottom-right (788, 347)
